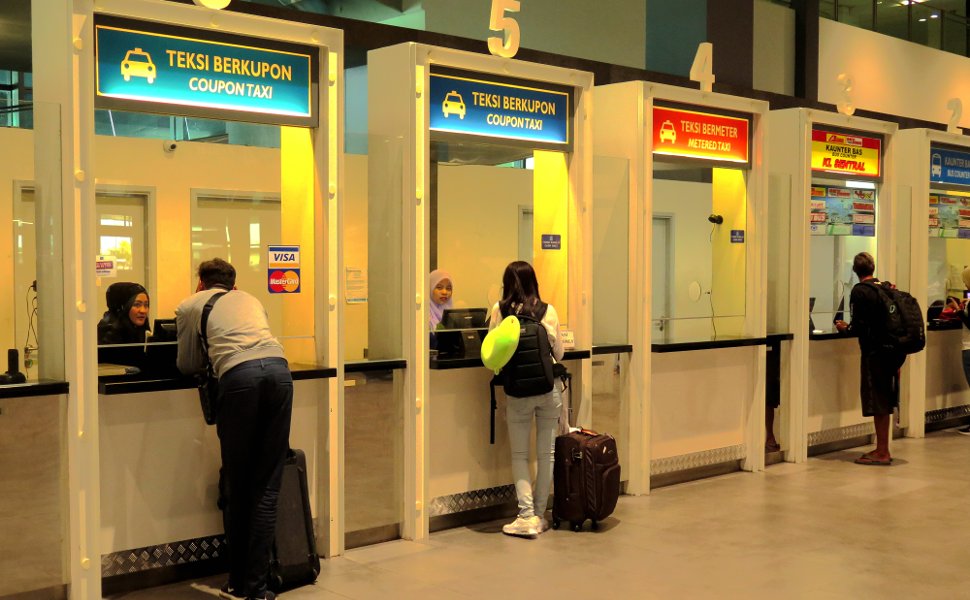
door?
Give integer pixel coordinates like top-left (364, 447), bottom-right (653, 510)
top-left (652, 216), bottom-right (671, 342)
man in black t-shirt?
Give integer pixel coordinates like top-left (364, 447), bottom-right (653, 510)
top-left (835, 252), bottom-right (905, 466)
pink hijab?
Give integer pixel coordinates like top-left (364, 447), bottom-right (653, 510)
top-left (429, 269), bottom-right (454, 330)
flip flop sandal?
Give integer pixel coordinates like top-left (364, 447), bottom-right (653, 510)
top-left (854, 454), bottom-right (892, 466)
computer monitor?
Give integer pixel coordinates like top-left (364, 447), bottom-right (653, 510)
top-left (150, 318), bottom-right (177, 343)
top-left (438, 308), bottom-right (488, 330)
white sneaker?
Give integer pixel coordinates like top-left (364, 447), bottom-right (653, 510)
top-left (502, 516), bottom-right (540, 538)
top-left (538, 517), bottom-right (550, 533)
top-left (957, 425), bottom-right (970, 436)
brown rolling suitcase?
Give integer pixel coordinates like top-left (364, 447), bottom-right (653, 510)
top-left (552, 429), bottom-right (620, 532)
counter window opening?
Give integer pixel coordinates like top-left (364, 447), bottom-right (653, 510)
top-left (927, 144), bottom-right (970, 322)
top-left (429, 138), bottom-right (571, 360)
top-left (649, 102), bottom-right (753, 344)
top-left (807, 127), bottom-right (884, 336)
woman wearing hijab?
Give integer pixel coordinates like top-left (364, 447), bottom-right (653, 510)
top-left (98, 281), bottom-right (151, 345)
top-left (428, 269), bottom-right (454, 331)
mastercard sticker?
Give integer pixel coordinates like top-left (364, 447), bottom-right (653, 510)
top-left (268, 269), bottom-right (301, 293)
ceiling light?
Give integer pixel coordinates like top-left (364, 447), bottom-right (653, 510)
top-left (931, 13), bottom-right (939, 18)
top-left (919, 17), bottom-right (927, 21)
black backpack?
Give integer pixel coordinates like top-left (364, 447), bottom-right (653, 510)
top-left (861, 281), bottom-right (925, 355)
top-left (501, 303), bottom-right (555, 398)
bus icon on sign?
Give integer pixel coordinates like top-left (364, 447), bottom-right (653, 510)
top-left (932, 153), bottom-right (943, 178)
top-left (121, 48), bottom-right (156, 84)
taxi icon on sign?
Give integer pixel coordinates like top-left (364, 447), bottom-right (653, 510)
top-left (121, 48), bottom-right (156, 84)
top-left (659, 120), bottom-right (677, 143)
top-left (442, 91), bottom-right (466, 120)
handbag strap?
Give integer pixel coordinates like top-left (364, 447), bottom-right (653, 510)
top-left (199, 291), bottom-right (229, 374)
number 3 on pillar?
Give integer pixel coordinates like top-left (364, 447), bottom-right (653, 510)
top-left (488, 0), bottom-right (521, 58)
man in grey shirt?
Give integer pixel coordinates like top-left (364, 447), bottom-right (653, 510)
top-left (176, 258), bottom-right (291, 600)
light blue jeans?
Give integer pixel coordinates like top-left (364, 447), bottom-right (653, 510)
top-left (506, 384), bottom-right (562, 518)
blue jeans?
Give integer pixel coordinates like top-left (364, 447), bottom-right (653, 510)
top-left (216, 357), bottom-right (293, 598)
top-left (506, 384), bottom-right (562, 518)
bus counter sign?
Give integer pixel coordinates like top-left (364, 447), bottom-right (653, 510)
top-left (95, 17), bottom-right (315, 126)
top-left (811, 129), bottom-right (881, 178)
top-left (652, 106), bottom-right (750, 165)
top-left (429, 72), bottom-right (570, 146)
top-left (730, 230), bottom-right (744, 243)
top-left (930, 147), bottom-right (970, 187)
top-left (268, 245), bottom-right (300, 293)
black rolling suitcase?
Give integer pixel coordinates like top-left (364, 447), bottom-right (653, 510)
top-left (268, 448), bottom-right (320, 591)
top-left (552, 429), bottom-right (620, 532)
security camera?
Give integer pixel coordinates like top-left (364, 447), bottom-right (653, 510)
top-left (163, 140), bottom-right (178, 152)
top-left (707, 214), bottom-right (723, 224)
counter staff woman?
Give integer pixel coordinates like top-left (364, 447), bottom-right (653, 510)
top-left (489, 261), bottom-right (563, 538)
top-left (97, 281), bottom-right (150, 345)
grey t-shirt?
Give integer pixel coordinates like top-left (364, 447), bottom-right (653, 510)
top-left (176, 288), bottom-right (284, 378)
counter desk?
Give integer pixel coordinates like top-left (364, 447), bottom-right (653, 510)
top-left (924, 322), bottom-right (970, 427)
top-left (97, 365), bottom-right (334, 591)
top-left (0, 380), bottom-right (70, 598)
top-left (806, 330), bottom-right (873, 451)
top-left (427, 350), bottom-right (589, 528)
top-left (649, 335), bottom-right (780, 480)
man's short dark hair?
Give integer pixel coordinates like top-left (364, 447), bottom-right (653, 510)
top-left (198, 258), bottom-right (236, 290)
top-left (852, 252), bottom-right (875, 278)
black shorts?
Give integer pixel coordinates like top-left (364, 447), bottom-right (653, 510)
top-left (859, 350), bottom-right (905, 417)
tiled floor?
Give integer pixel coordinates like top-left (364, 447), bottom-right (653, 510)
top-left (111, 429), bottom-right (970, 599)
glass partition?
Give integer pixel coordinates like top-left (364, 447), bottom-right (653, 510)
top-left (808, 178), bottom-right (877, 333)
top-left (430, 139), bottom-right (572, 352)
top-left (592, 156), bottom-right (630, 345)
top-left (89, 113), bottom-right (324, 374)
top-left (344, 368), bottom-right (404, 548)
top-left (651, 162), bottom-right (748, 342)
top-left (927, 188), bottom-right (970, 312)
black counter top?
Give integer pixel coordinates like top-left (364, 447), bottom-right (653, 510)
top-left (928, 320), bottom-right (963, 332)
top-left (98, 363), bottom-right (336, 395)
top-left (592, 344), bottom-right (633, 355)
top-left (651, 335), bottom-right (769, 353)
top-left (809, 331), bottom-right (852, 341)
top-left (345, 359), bottom-right (408, 373)
top-left (0, 379), bottom-right (69, 399)
top-left (430, 349), bottom-right (591, 370)
top-left (766, 332), bottom-right (795, 342)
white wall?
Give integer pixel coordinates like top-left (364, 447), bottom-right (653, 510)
top-left (819, 18), bottom-right (970, 128)
top-left (424, 0), bottom-right (646, 69)
top-left (753, 0), bottom-right (796, 96)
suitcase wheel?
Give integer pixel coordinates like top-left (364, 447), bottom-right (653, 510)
top-left (552, 518), bottom-right (561, 530)
top-left (571, 521), bottom-right (582, 532)
top-left (591, 520), bottom-right (599, 531)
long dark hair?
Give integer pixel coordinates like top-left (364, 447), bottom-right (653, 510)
top-left (499, 261), bottom-right (543, 317)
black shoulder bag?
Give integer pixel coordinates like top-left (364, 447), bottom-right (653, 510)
top-left (197, 291), bottom-right (228, 425)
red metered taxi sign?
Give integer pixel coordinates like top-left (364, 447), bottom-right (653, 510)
top-left (811, 128), bottom-right (882, 179)
top-left (652, 105), bottom-right (750, 165)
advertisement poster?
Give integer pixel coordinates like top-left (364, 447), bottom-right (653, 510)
top-left (929, 193), bottom-right (970, 238)
top-left (809, 185), bottom-right (875, 236)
